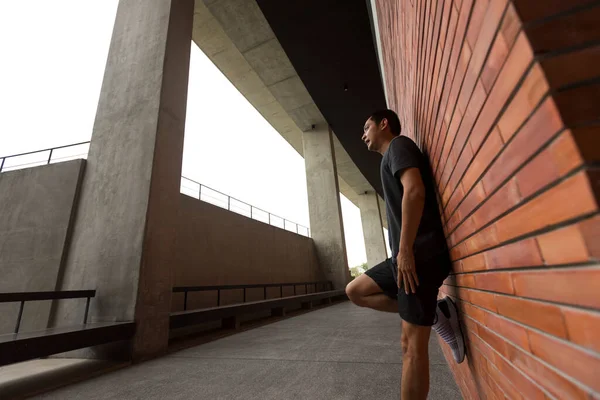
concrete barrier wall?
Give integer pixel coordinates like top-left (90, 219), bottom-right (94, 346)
top-left (0, 160), bottom-right (85, 334)
top-left (172, 194), bottom-right (324, 311)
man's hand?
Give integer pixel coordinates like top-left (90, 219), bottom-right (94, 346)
top-left (397, 247), bottom-right (419, 294)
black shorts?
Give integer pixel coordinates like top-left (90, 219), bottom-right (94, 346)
top-left (364, 252), bottom-right (451, 326)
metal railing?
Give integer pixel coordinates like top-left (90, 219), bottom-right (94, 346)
top-left (173, 281), bottom-right (333, 311)
top-left (0, 142), bottom-right (310, 237)
top-left (0, 141), bottom-right (90, 172)
top-left (180, 177), bottom-right (310, 237)
top-left (0, 290), bottom-right (95, 334)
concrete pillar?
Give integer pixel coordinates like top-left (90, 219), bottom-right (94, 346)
top-left (358, 191), bottom-right (387, 268)
top-left (52, 0), bottom-right (194, 361)
top-left (303, 125), bottom-right (350, 290)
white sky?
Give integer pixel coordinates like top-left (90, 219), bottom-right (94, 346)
top-left (0, 1), bottom-right (389, 268)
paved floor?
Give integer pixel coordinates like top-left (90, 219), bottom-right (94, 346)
top-left (35, 302), bottom-right (461, 399)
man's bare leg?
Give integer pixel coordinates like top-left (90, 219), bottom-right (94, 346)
top-left (345, 274), bottom-right (397, 313)
top-left (401, 320), bottom-right (431, 400)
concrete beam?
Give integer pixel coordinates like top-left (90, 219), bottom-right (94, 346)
top-left (192, 0), bottom-right (377, 209)
top-left (53, 0), bottom-right (194, 361)
top-left (358, 191), bottom-right (387, 268)
top-left (303, 125), bottom-right (350, 290)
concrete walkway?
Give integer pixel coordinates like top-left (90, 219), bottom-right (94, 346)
top-left (35, 302), bottom-right (461, 400)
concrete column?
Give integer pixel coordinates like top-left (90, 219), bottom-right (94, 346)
top-left (358, 191), bottom-right (387, 268)
top-left (53, 0), bottom-right (194, 361)
top-left (303, 125), bottom-right (350, 289)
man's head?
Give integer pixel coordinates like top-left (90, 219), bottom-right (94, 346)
top-left (362, 109), bottom-right (401, 152)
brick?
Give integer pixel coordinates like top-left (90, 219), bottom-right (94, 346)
top-left (515, 147), bottom-right (560, 199)
top-left (499, 2), bottom-right (520, 44)
top-left (529, 330), bottom-right (600, 393)
top-left (474, 177), bottom-right (521, 231)
top-left (483, 309), bottom-right (531, 350)
top-left (468, 289), bottom-right (498, 312)
top-left (550, 130), bottom-right (584, 175)
top-left (512, 266), bottom-right (600, 309)
top-left (463, 300), bottom-right (486, 323)
top-left (541, 45), bottom-right (600, 89)
top-left (448, 181), bottom-right (487, 232)
top-left (480, 32), bottom-right (509, 93)
top-left (461, 0), bottom-right (508, 112)
top-left (495, 294), bottom-right (568, 338)
top-left (464, 224), bottom-right (499, 255)
top-left (506, 343), bottom-right (589, 400)
top-left (496, 171), bottom-right (598, 243)
top-left (472, 33), bottom-right (533, 152)
top-left (464, 314), bottom-right (481, 336)
top-left (484, 238), bottom-right (543, 269)
top-left (466, 0), bottom-right (490, 47)
top-left (461, 252), bottom-right (486, 273)
top-left (462, 127), bottom-right (503, 194)
top-left (494, 351), bottom-right (547, 399)
top-left (474, 271), bottom-right (515, 294)
top-left (497, 63), bottom-right (549, 143)
top-left (487, 361), bottom-right (525, 400)
top-left (456, 273), bottom-right (476, 288)
top-left (562, 307), bottom-right (600, 354)
top-left (537, 223), bottom-right (590, 265)
top-left (511, 0), bottom-right (596, 23)
top-left (483, 97), bottom-right (564, 193)
top-left (579, 215), bottom-right (600, 259)
top-left (554, 82), bottom-right (600, 126)
top-left (525, 5), bottom-right (600, 55)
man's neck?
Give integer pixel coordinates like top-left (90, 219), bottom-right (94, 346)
top-left (378, 135), bottom-right (398, 156)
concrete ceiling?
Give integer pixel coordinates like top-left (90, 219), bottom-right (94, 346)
top-left (192, 0), bottom-right (387, 227)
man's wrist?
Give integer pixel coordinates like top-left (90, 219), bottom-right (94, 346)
top-left (399, 242), bottom-right (413, 254)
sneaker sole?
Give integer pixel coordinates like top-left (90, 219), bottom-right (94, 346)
top-left (445, 297), bottom-right (466, 363)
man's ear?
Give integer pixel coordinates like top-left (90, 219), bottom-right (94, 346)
top-left (380, 118), bottom-right (388, 131)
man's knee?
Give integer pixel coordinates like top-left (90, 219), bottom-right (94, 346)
top-left (345, 281), bottom-right (365, 306)
top-left (401, 322), bottom-right (431, 359)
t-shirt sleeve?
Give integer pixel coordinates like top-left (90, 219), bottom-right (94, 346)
top-left (387, 137), bottom-right (420, 178)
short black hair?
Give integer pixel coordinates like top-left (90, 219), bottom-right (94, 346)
top-left (369, 109), bottom-right (401, 135)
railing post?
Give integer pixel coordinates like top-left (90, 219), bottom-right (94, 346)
top-left (184, 291), bottom-right (188, 311)
top-left (0, 157), bottom-right (5, 172)
top-left (243, 288), bottom-right (246, 303)
top-left (250, 206), bottom-right (253, 219)
top-left (280, 285), bottom-right (283, 298)
top-left (228, 196), bottom-right (231, 210)
top-left (199, 184), bottom-right (202, 200)
top-left (268, 214), bottom-right (271, 225)
top-left (47, 148), bottom-right (53, 164)
top-left (217, 289), bottom-right (221, 306)
top-left (294, 285), bottom-right (297, 295)
top-left (296, 224), bottom-right (299, 233)
top-left (264, 286), bottom-right (267, 300)
top-left (14, 301), bottom-right (25, 334)
top-left (83, 296), bottom-right (91, 324)
top-left (305, 284), bottom-right (308, 294)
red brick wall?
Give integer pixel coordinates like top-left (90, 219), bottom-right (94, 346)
top-left (375, 0), bottom-right (600, 398)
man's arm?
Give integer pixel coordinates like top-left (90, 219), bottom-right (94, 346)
top-left (397, 167), bottom-right (426, 294)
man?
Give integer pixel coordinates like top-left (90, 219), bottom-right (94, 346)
top-left (346, 109), bottom-right (465, 400)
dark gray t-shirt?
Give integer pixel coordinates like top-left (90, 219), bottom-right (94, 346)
top-left (381, 135), bottom-right (447, 266)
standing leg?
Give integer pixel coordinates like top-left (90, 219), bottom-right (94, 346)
top-left (400, 320), bottom-right (431, 400)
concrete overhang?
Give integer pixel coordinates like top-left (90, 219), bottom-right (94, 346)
top-left (192, 0), bottom-right (387, 227)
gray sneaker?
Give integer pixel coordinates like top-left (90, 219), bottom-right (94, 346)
top-left (433, 296), bottom-right (466, 363)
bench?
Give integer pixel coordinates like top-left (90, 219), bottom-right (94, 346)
top-left (0, 291), bottom-right (135, 367)
top-left (170, 289), bottom-right (347, 330)
top-left (173, 281), bottom-right (334, 310)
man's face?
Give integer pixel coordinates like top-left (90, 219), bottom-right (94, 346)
top-left (362, 117), bottom-right (382, 151)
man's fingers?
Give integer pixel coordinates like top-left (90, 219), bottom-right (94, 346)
top-left (406, 271), bottom-right (416, 294)
top-left (412, 269), bottom-right (420, 287)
